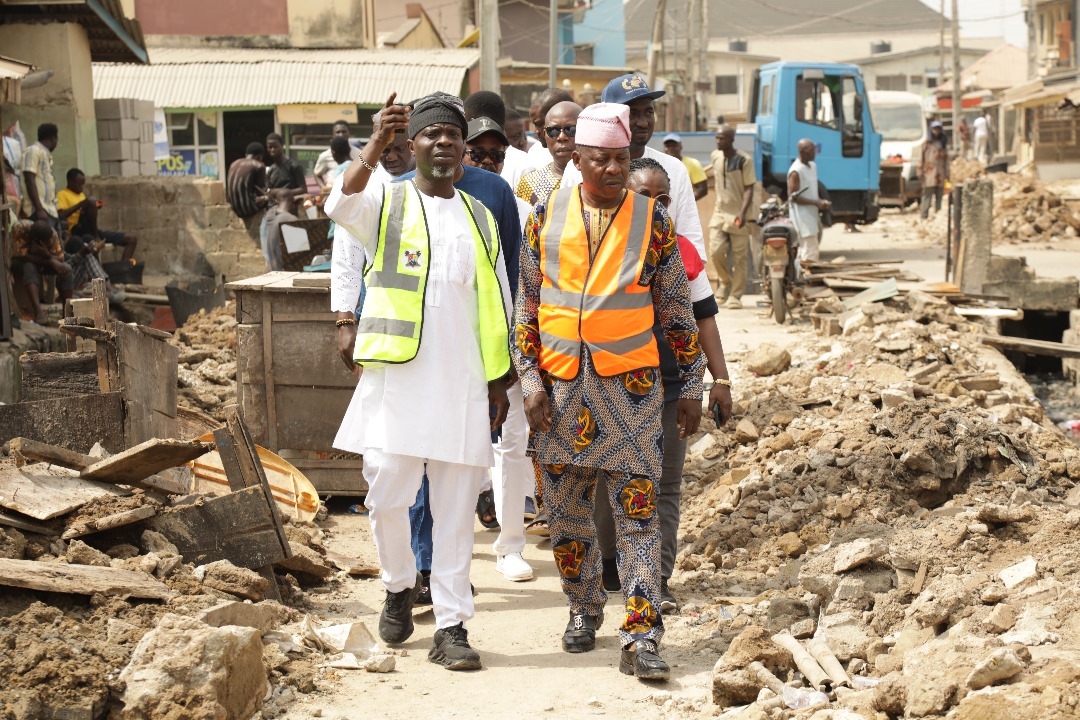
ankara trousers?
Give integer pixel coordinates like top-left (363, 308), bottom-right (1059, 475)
top-left (595, 401), bottom-right (686, 580)
top-left (539, 462), bottom-right (665, 647)
top-left (362, 449), bottom-right (484, 629)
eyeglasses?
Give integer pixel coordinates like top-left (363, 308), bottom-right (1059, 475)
top-left (634, 191), bottom-right (671, 207)
top-left (544, 125), bottom-right (577, 139)
top-left (468, 148), bottom-right (505, 163)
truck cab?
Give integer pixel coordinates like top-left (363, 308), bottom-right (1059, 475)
top-left (868, 90), bottom-right (928, 207)
top-left (742, 62), bottom-right (882, 225)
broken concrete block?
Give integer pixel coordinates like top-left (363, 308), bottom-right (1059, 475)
top-left (141, 530), bottom-right (179, 557)
top-left (984, 603), bottom-right (1017, 634)
top-left (275, 542), bottom-right (335, 579)
top-left (66, 539), bottom-right (111, 567)
top-left (734, 418), bottom-right (760, 443)
top-left (115, 613), bottom-right (266, 720)
top-left (744, 343), bottom-right (791, 376)
top-left (362, 654), bottom-right (396, 673)
top-left (711, 663), bottom-right (759, 709)
top-left (197, 560), bottom-right (269, 601)
top-left (880, 382), bottom-right (915, 409)
top-left (688, 434), bottom-right (717, 456)
top-left (776, 532), bottom-right (806, 558)
top-left (196, 600), bottom-right (287, 633)
top-left (833, 538), bottom-right (887, 573)
top-left (999, 556), bottom-right (1037, 589)
top-left (0, 528), bottom-right (28, 560)
top-left (965, 648), bottom-right (1025, 690)
top-left (819, 611), bottom-right (874, 662)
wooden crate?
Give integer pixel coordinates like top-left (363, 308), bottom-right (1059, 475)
top-left (227, 272), bottom-right (364, 495)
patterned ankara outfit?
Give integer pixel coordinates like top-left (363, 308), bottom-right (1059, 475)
top-left (512, 188), bottom-right (705, 647)
top-left (515, 163), bottom-right (562, 207)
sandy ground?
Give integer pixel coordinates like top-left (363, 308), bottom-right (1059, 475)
top-left (277, 204), bottom-right (1080, 720)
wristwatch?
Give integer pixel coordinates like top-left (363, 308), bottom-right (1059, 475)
top-left (714, 378), bottom-right (732, 388)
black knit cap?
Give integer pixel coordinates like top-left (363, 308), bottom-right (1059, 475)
top-left (408, 92), bottom-right (468, 139)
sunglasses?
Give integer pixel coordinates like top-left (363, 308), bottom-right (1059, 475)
top-left (468, 148), bottom-right (505, 163)
top-left (544, 125), bottom-right (577, 139)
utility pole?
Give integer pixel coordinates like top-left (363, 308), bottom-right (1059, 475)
top-left (548, 0), bottom-right (558, 88)
top-left (647, 0), bottom-right (666, 88)
top-left (950, 0), bottom-right (961, 151)
top-left (479, 0), bottom-right (500, 92)
top-left (700, 0), bottom-right (709, 130)
top-left (688, 0), bottom-right (700, 129)
top-left (938, 0), bottom-right (945, 93)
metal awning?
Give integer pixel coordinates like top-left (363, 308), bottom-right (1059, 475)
top-left (0, 0), bottom-right (147, 64)
top-left (0, 53), bottom-right (32, 103)
top-left (93, 47), bottom-right (481, 109)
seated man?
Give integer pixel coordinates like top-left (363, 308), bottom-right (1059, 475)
top-left (57, 168), bottom-right (138, 261)
top-left (10, 219), bottom-right (73, 325)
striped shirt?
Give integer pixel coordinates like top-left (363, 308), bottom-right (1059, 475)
top-left (226, 157), bottom-right (267, 219)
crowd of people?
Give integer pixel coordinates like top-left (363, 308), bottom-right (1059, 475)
top-left (322, 76), bottom-right (756, 683)
top-left (9, 122), bottom-right (138, 325)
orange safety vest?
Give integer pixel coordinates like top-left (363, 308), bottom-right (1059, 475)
top-left (537, 187), bottom-right (659, 380)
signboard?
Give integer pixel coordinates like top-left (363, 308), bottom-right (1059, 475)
top-left (153, 108), bottom-right (170, 160)
top-left (200, 151), bottom-right (220, 179)
top-left (157, 150), bottom-right (196, 176)
top-left (277, 104), bottom-right (358, 125)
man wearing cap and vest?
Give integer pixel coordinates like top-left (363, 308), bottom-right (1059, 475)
top-left (513, 102), bottom-right (705, 682)
top-left (327, 91), bottom-right (512, 672)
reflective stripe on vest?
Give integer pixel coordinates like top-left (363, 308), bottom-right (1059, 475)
top-left (354, 181), bottom-right (510, 382)
top-left (536, 187), bottom-right (659, 380)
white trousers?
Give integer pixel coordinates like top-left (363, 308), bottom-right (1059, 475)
top-left (796, 232), bottom-right (821, 264)
top-left (362, 449), bottom-right (485, 629)
top-left (490, 381), bottom-right (530, 556)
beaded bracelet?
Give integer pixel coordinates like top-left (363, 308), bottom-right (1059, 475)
top-left (335, 318), bottom-right (356, 327)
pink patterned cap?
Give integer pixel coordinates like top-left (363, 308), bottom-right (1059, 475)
top-left (575, 102), bottom-right (631, 149)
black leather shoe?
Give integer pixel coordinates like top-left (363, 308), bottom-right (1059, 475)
top-left (378, 572), bottom-right (423, 644)
top-left (562, 612), bottom-right (603, 653)
top-left (415, 571), bottom-right (432, 606)
top-left (429, 623), bottom-right (482, 671)
top-left (659, 578), bottom-right (678, 614)
top-left (619, 639), bottom-right (670, 681)
top-left (601, 557), bottom-right (621, 592)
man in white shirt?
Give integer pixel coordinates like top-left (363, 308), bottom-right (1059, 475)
top-left (528, 88), bottom-right (573, 167)
top-left (561, 75), bottom-right (712, 307)
top-left (327, 92), bottom-right (512, 671)
top-left (973, 111), bottom-right (990, 163)
top-left (787, 138), bottom-right (831, 263)
top-left (313, 120), bottom-right (361, 187)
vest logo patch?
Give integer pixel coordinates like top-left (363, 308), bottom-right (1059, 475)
top-left (403, 249), bottom-right (422, 268)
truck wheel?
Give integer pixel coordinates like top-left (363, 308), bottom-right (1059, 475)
top-left (771, 277), bottom-right (787, 324)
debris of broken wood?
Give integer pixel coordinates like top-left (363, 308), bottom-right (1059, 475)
top-left (62, 504), bottom-right (158, 540)
top-left (980, 333), bottom-right (1080, 358)
top-left (0, 463), bottom-right (127, 520)
top-left (0, 557), bottom-right (175, 600)
top-left (81, 437), bottom-right (209, 491)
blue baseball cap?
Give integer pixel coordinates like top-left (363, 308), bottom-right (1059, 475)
top-left (601, 74), bottom-right (666, 104)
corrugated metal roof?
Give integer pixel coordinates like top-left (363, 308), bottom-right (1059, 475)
top-left (93, 47), bottom-right (480, 108)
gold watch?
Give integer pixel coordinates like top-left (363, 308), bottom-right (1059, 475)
top-left (714, 378), bottom-right (732, 388)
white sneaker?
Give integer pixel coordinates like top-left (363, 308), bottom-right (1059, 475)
top-left (496, 552), bottom-right (534, 582)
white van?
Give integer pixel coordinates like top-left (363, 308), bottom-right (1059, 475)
top-left (869, 91), bottom-right (928, 206)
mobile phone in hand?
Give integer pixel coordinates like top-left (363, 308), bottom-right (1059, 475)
top-left (711, 401), bottom-right (724, 427)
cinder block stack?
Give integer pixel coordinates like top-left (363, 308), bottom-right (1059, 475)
top-left (96, 98), bottom-right (157, 177)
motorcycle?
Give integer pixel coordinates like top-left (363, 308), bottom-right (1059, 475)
top-left (757, 187), bottom-right (807, 324)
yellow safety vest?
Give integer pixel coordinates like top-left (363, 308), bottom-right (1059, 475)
top-left (354, 181), bottom-right (510, 382)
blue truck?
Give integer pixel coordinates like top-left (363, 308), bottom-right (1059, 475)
top-left (737, 61), bottom-right (883, 226)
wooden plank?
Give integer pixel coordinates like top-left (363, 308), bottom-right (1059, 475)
top-left (980, 334), bottom-right (1080, 359)
top-left (0, 557), bottom-right (174, 599)
top-left (114, 321), bottom-right (179, 446)
top-left (0, 392), bottom-right (126, 454)
top-left (0, 465), bottom-right (127, 520)
top-left (81, 438), bottom-right (211, 487)
top-left (62, 504), bottom-right (158, 539)
top-left (9, 437), bottom-right (96, 471)
top-left (290, 275), bottom-right (331, 288)
top-left (955, 307), bottom-right (1024, 320)
top-left (19, 351), bottom-right (99, 401)
top-left (218, 414), bottom-right (291, 557)
top-left (271, 321), bottom-right (359, 387)
top-left (146, 485), bottom-right (289, 569)
top-left (0, 508), bottom-right (56, 535)
top-left (262, 293), bottom-right (279, 449)
top-left (841, 278), bottom-right (899, 311)
top-left (91, 279), bottom-right (116, 392)
top-left (274, 386), bottom-right (355, 450)
top-left (272, 312), bottom-right (338, 322)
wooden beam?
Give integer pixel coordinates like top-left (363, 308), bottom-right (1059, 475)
top-left (145, 485), bottom-right (289, 570)
top-left (0, 557), bottom-right (174, 600)
top-left (91, 278), bottom-right (117, 393)
top-left (0, 393), bottom-right (126, 454)
top-left (0, 509), bottom-right (56, 535)
top-left (0, 464), bottom-right (127, 520)
top-left (62, 504), bottom-right (158, 540)
top-left (19, 351), bottom-right (99, 401)
top-left (81, 438), bottom-right (211, 490)
top-left (980, 334), bottom-right (1080, 359)
top-left (9, 437), bottom-right (96, 471)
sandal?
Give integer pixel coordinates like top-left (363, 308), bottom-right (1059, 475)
top-left (476, 489), bottom-right (500, 529)
top-left (525, 510), bottom-right (550, 538)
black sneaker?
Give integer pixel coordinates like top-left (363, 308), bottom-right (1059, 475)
top-left (659, 578), bottom-right (678, 614)
top-left (562, 611), bottom-right (603, 653)
top-left (379, 572), bottom-right (423, 644)
top-left (416, 571), bottom-right (432, 606)
top-left (428, 623), bottom-right (481, 671)
top-left (619, 639), bottom-right (670, 681)
top-left (601, 557), bottom-right (621, 592)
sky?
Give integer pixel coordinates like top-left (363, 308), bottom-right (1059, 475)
top-left (918, 0), bottom-right (1028, 46)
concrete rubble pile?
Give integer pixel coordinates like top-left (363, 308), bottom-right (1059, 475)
top-left (170, 303), bottom-right (238, 422)
top-left (676, 291), bottom-right (1080, 719)
top-left (990, 173), bottom-right (1080, 244)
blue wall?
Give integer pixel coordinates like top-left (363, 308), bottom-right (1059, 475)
top-left (572, 0), bottom-right (626, 67)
